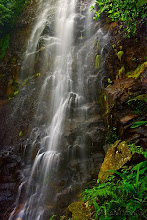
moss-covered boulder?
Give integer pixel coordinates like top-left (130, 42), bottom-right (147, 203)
top-left (98, 140), bottom-right (132, 182)
top-left (66, 201), bottom-right (90, 220)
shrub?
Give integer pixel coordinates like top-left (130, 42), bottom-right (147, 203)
top-left (91, 0), bottom-right (147, 37)
top-left (81, 147), bottom-right (147, 219)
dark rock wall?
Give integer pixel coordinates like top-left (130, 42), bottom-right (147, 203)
top-left (102, 20), bottom-right (147, 149)
top-left (0, 2), bottom-right (39, 219)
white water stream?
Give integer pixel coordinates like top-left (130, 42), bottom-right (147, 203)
top-left (9, 0), bottom-right (108, 219)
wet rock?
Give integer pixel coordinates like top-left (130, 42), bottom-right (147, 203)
top-left (66, 201), bottom-right (90, 220)
top-left (0, 149), bottom-right (22, 219)
top-left (120, 114), bottom-right (138, 126)
top-left (98, 141), bottom-right (132, 182)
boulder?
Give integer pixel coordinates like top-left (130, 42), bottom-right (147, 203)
top-left (67, 201), bottom-right (90, 220)
top-left (98, 140), bottom-right (132, 182)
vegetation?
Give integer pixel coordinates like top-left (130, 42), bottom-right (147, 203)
top-left (127, 94), bottom-right (147, 115)
top-left (81, 146), bottom-right (147, 219)
top-left (131, 121), bottom-right (147, 128)
top-left (91, 0), bottom-right (147, 37)
top-left (128, 143), bottom-right (145, 154)
top-left (0, 0), bottom-right (30, 59)
top-left (105, 127), bottom-right (118, 145)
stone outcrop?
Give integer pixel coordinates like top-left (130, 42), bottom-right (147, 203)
top-left (98, 140), bottom-right (132, 182)
top-left (0, 2), bottom-right (40, 219)
top-left (66, 201), bottom-right (90, 220)
top-left (102, 19), bottom-right (147, 149)
top-left (0, 1), bottom-right (39, 99)
top-left (0, 148), bottom-right (22, 220)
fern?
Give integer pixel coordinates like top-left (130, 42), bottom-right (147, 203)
top-left (81, 147), bottom-right (147, 219)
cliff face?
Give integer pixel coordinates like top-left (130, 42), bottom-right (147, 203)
top-left (102, 19), bottom-right (147, 149)
top-left (0, 2), bottom-right (39, 219)
top-left (0, 1), bottom-right (39, 99)
top-left (58, 19), bottom-right (147, 220)
top-left (0, 1), bottom-right (107, 218)
top-left (0, 2), bottom-right (146, 219)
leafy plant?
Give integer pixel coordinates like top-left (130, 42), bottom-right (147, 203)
top-left (18, 131), bottom-right (23, 137)
top-left (0, 34), bottom-right (10, 59)
top-left (128, 94), bottom-right (147, 103)
top-left (131, 121), bottom-right (147, 128)
top-left (0, 0), bottom-right (31, 59)
top-left (81, 148), bottom-right (147, 219)
top-left (128, 143), bottom-right (145, 155)
top-left (106, 127), bottom-right (118, 145)
top-left (127, 94), bottom-right (147, 114)
top-left (91, 0), bottom-right (147, 37)
top-left (49, 215), bottom-right (56, 220)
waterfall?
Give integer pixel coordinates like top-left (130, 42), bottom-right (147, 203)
top-left (9, 0), bottom-right (109, 219)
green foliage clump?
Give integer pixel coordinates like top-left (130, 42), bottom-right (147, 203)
top-left (131, 121), bottom-right (147, 128)
top-left (49, 215), bottom-right (56, 220)
top-left (95, 54), bottom-right (100, 69)
top-left (91, 0), bottom-right (147, 37)
top-left (127, 94), bottom-right (147, 115)
top-left (0, 0), bottom-right (30, 59)
top-left (18, 130), bottom-right (23, 137)
top-left (106, 127), bottom-right (118, 145)
top-left (128, 143), bottom-right (145, 155)
top-left (81, 149), bottom-right (147, 219)
top-left (0, 34), bottom-right (10, 59)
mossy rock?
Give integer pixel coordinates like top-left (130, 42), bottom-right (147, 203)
top-left (67, 201), bottom-right (90, 220)
top-left (126, 61), bottom-right (147, 79)
top-left (98, 140), bottom-right (132, 182)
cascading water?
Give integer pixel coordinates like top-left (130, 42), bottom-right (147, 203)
top-left (9, 0), bottom-right (109, 219)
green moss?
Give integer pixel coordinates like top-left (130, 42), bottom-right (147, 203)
top-left (68, 202), bottom-right (89, 220)
top-left (106, 127), bottom-right (118, 145)
top-left (107, 78), bottom-right (112, 84)
top-left (95, 54), bottom-right (100, 69)
top-left (117, 50), bottom-right (124, 61)
top-left (117, 65), bottom-right (125, 79)
top-left (0, 34), bottom-right (10, 59)
top-left (97, 42), bottom-right (100, 50)
top-left (126, 61), bottom-right (147, 79)
top-left (19, 131), bottom-right (23, 137)
top-left (128, 98), bottom-right (147, 115)
top-left (128, 94), bottom-right (147, 103)
top-left (36, 72), bottom-right (41, 77)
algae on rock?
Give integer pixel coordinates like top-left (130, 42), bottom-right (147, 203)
top-left (67, 201), bottom-right (90, 220)
top-left (98, 140), bottom-right (132, 182)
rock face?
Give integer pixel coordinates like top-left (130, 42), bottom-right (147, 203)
top-left (0, 148), bottom-right (22, 220)
top-left (0, 2), bottom-right (40, 219)
top-left (0, 1), bottom-right (39, 99)
top-left (98, 140), bottom-right (132, 182)
top-left (0, 1), bottom-right (108, 219)
top-left (101, 19), bottom-right (147, 149)
top-left (66, 201), bottom-right (90, 220)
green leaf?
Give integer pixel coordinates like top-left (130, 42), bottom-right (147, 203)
top-left (128, 94), bottom-right (147, 103)
top-left (137, 0), bottom-right (147, 7)
top-left (132, 160), bottom-right (147, 171)
top-left (14, 90), bottom-right (18, 96)
top-left (123, 182), bottom-right (135, 193)
top-left (107, 170), bottom-right (127, 180)
top-left (136, 167), bottom-right (140, 187)
top-left (18, 131), bottom-right (23, 137)
top-left (131, 121), bottom-right (147, 128)
top-left (126, 199), bottom-right (142, 214)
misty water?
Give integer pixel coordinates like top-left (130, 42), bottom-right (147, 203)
top-left (9, 0), bottom-right (109, 219)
